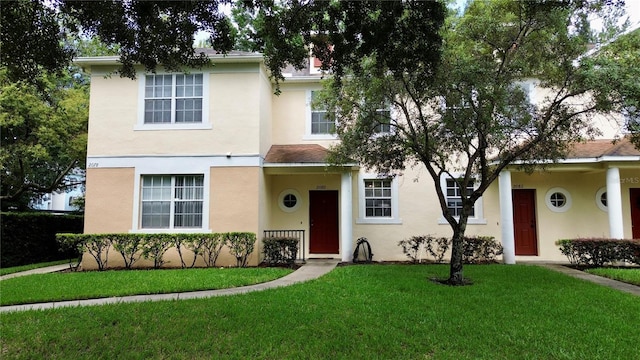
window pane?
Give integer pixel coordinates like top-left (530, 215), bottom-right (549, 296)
top-left (364, 179), bottom-right (393, 218)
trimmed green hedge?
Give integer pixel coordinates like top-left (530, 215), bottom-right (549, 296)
top-left (1, 212), bottom-right (83, 267)
top-left (556, 238), bottom-right (640, 266)
top-left (56, 232), bottom-right (256, 270)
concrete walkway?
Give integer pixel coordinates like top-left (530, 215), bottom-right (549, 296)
top-left (0, 259), bottom-right (339, 313)
top-left (539, 264), bottom-right (640, 296)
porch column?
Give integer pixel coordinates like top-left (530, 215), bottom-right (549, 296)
top-left (341, 171), bottom-right (353, 262)
top-left (499, 170), bottom-right (516, 264)
top-left (606, 167), bottom-right (624, 239)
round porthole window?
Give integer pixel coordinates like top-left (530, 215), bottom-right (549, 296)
top-left (545, 187), bottom-right (572, 213)
top-left (278, 189), bottom-right (301, 213)
top-left (595, 187), bottom-right (607, 212)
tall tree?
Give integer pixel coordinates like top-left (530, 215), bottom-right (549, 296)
top-left (317, 0), bottom-right (638, 284)
top-left (0, 69), bottom-right (89, 210)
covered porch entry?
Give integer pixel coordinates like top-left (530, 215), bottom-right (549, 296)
top-left (263, 144), bottom-right (358, 262)
top-left (498, 138), bottom-right (640, 263)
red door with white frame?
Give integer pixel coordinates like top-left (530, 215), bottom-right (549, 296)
top-left (309, 190), bottom-right (339, 254)
top-left (631, 188), bottom-right (640, 239)
top-left (513, 189), bottom-right (538, 255)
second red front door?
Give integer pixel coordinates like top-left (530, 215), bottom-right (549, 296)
top-left (309, 190), bottom-right (339, 254)
top-left (513, 189), bottom-right (538, 256)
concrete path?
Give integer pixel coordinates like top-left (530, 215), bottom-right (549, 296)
top-left (0, 259), bottom-right (339, 313)
top-left (539, 264), bottom-right (640, 296)
top-left (0, 264), bottom-right (73, 281)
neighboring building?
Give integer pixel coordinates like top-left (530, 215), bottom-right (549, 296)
top-left (76, 50), bottom-right (639, 268)
top-left (30, 172), bottom-right (84, 212)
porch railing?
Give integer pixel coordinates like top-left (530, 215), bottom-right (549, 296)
top-left (263, 229), bottom-right (306, 262)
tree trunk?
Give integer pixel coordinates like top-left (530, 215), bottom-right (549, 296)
top-left (448, 230), bottom-right (465, 285)
top-left (447, 217), bottom-right (468, 285)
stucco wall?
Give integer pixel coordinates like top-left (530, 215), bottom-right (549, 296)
top-left (84, 168), bottom-right (135, 233)
top-left (87, 64), bottom-right (263, 157)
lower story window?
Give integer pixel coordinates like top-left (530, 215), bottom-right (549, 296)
top-left (141, 175), bottom-right (204, 229)
top-left (445, 178), bottom-right (475, 217)
top-left (364, 179), bottom-right (392, 217)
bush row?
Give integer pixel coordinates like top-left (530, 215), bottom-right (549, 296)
top-left (262, 237), bottom-right (299, 266)
top-left (1, 212), bottom-right (83, 267)
top-left (56, 232), bottom-right (256, 271)
top-left (556, 238), bottom-right (640, 267)
top-left (398, 235), bottom-right (503, 264)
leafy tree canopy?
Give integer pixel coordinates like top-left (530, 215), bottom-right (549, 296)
top-left (318, 0), bottom-right (637, 283)
top-left (0, 68), bottom-right (89, 210)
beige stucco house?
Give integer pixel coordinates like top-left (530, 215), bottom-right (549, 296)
top-left (77, 50), bottom-right (640, 267)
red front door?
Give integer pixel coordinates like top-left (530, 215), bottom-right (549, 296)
top-left (513, 189), bottom-right (538, 255)
top-left (631, 188), bottom-right (640, 239)
top-left (309, 190), bottom-right (339, 254)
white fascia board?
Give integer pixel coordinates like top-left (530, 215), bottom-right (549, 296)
top-left (73, 54), bottom-right (264, 66)
top-left (86, 155), bottom-right (262, 169)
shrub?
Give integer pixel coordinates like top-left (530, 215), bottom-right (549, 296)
top-left (398, 236), bottom-right (427, 263)
top-left (198, 233), bottom-right (226, 267)
top-left (1, 212), bottom-right (83, 267)
top-left (141, 234), bottom-right (173, 269)
top-left (426, 236), bottom-right (451, 263)
top-left (227, 232), bottom-right (256, 267)
top-left (111, 234), bottom-right (143, 269)
top-left (462, 236), bottom-right (503, 264)
top-left (556, 238), bottom-right (640, 266)
top-left (57, 233), bottom-right (112, 271)
top-left (398, 235), bottom-right (450, 263)
top-left (263, 237), bottom-right (299, 266)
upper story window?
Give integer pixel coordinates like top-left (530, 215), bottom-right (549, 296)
top-left (374, 106), bottom-right (392, 133)
top-left (145, 74), bottom-right (203, 123)
top-left (137, 73), bottom-right (210, 130)
top-left (305, 90), bottom-right (336, 140)
top-left (140, 175), bottom-right (204, 229)
top-left (624, 105), bottom-right (639, 133)
top-left (439, 175), bottom-right (486, 224)
top-left (311, 90), bottom-right (335, 135)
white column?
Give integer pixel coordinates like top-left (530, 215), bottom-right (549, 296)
top-left (499, 171), bottom-right (516, 264)
top-left (606, 167), bottom-right (624, 239)
top-left (341, 171), bottom-right (353, 262)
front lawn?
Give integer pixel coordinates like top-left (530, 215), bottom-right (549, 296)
top-left (585, 267), bottom-right (640, 286)
top-left (2, 264), bottom-right (639, 359)
top-left (0, 267), bottom-right (293, 305)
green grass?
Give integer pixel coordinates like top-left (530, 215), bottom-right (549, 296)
top-left (2, 264), bottom-right (639, 359)
top-left (585, 267), bottom-right (640, 286)
top-left (0, 260), bottom-right (71, 276)
top-left (0, 267), bottom-right (292, 305)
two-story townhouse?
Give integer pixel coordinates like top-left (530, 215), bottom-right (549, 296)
top-left (76, 50), bottom-right (639, 269)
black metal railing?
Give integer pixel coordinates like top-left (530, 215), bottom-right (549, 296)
top-left (263, 229), bottom-right (306, 262)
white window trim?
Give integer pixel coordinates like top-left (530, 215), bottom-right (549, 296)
top-left (545, 187), bottom-right (572, 213)
top-left (303, 90), bottom-right (337, 140)
top-left (438, 174), bottom-right (487, 225)
top-left (130, 158), bottom-right (211, 233)
top-left (278, 189), bottom-right (302, 213)
top-left (356, 173), bottom-right (402, 224)
top-left (595, 187), bottom-right (608, 212)
top-left (135, 72), bottom-right (212, 131)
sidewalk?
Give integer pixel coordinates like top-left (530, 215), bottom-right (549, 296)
top-left (538, 263), bottom-right (640, 296)
top-left (0, 259), bottom-right (339, 313)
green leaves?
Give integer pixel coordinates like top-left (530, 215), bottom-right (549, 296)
top-left (0, 68), bottom-right (88, 208)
